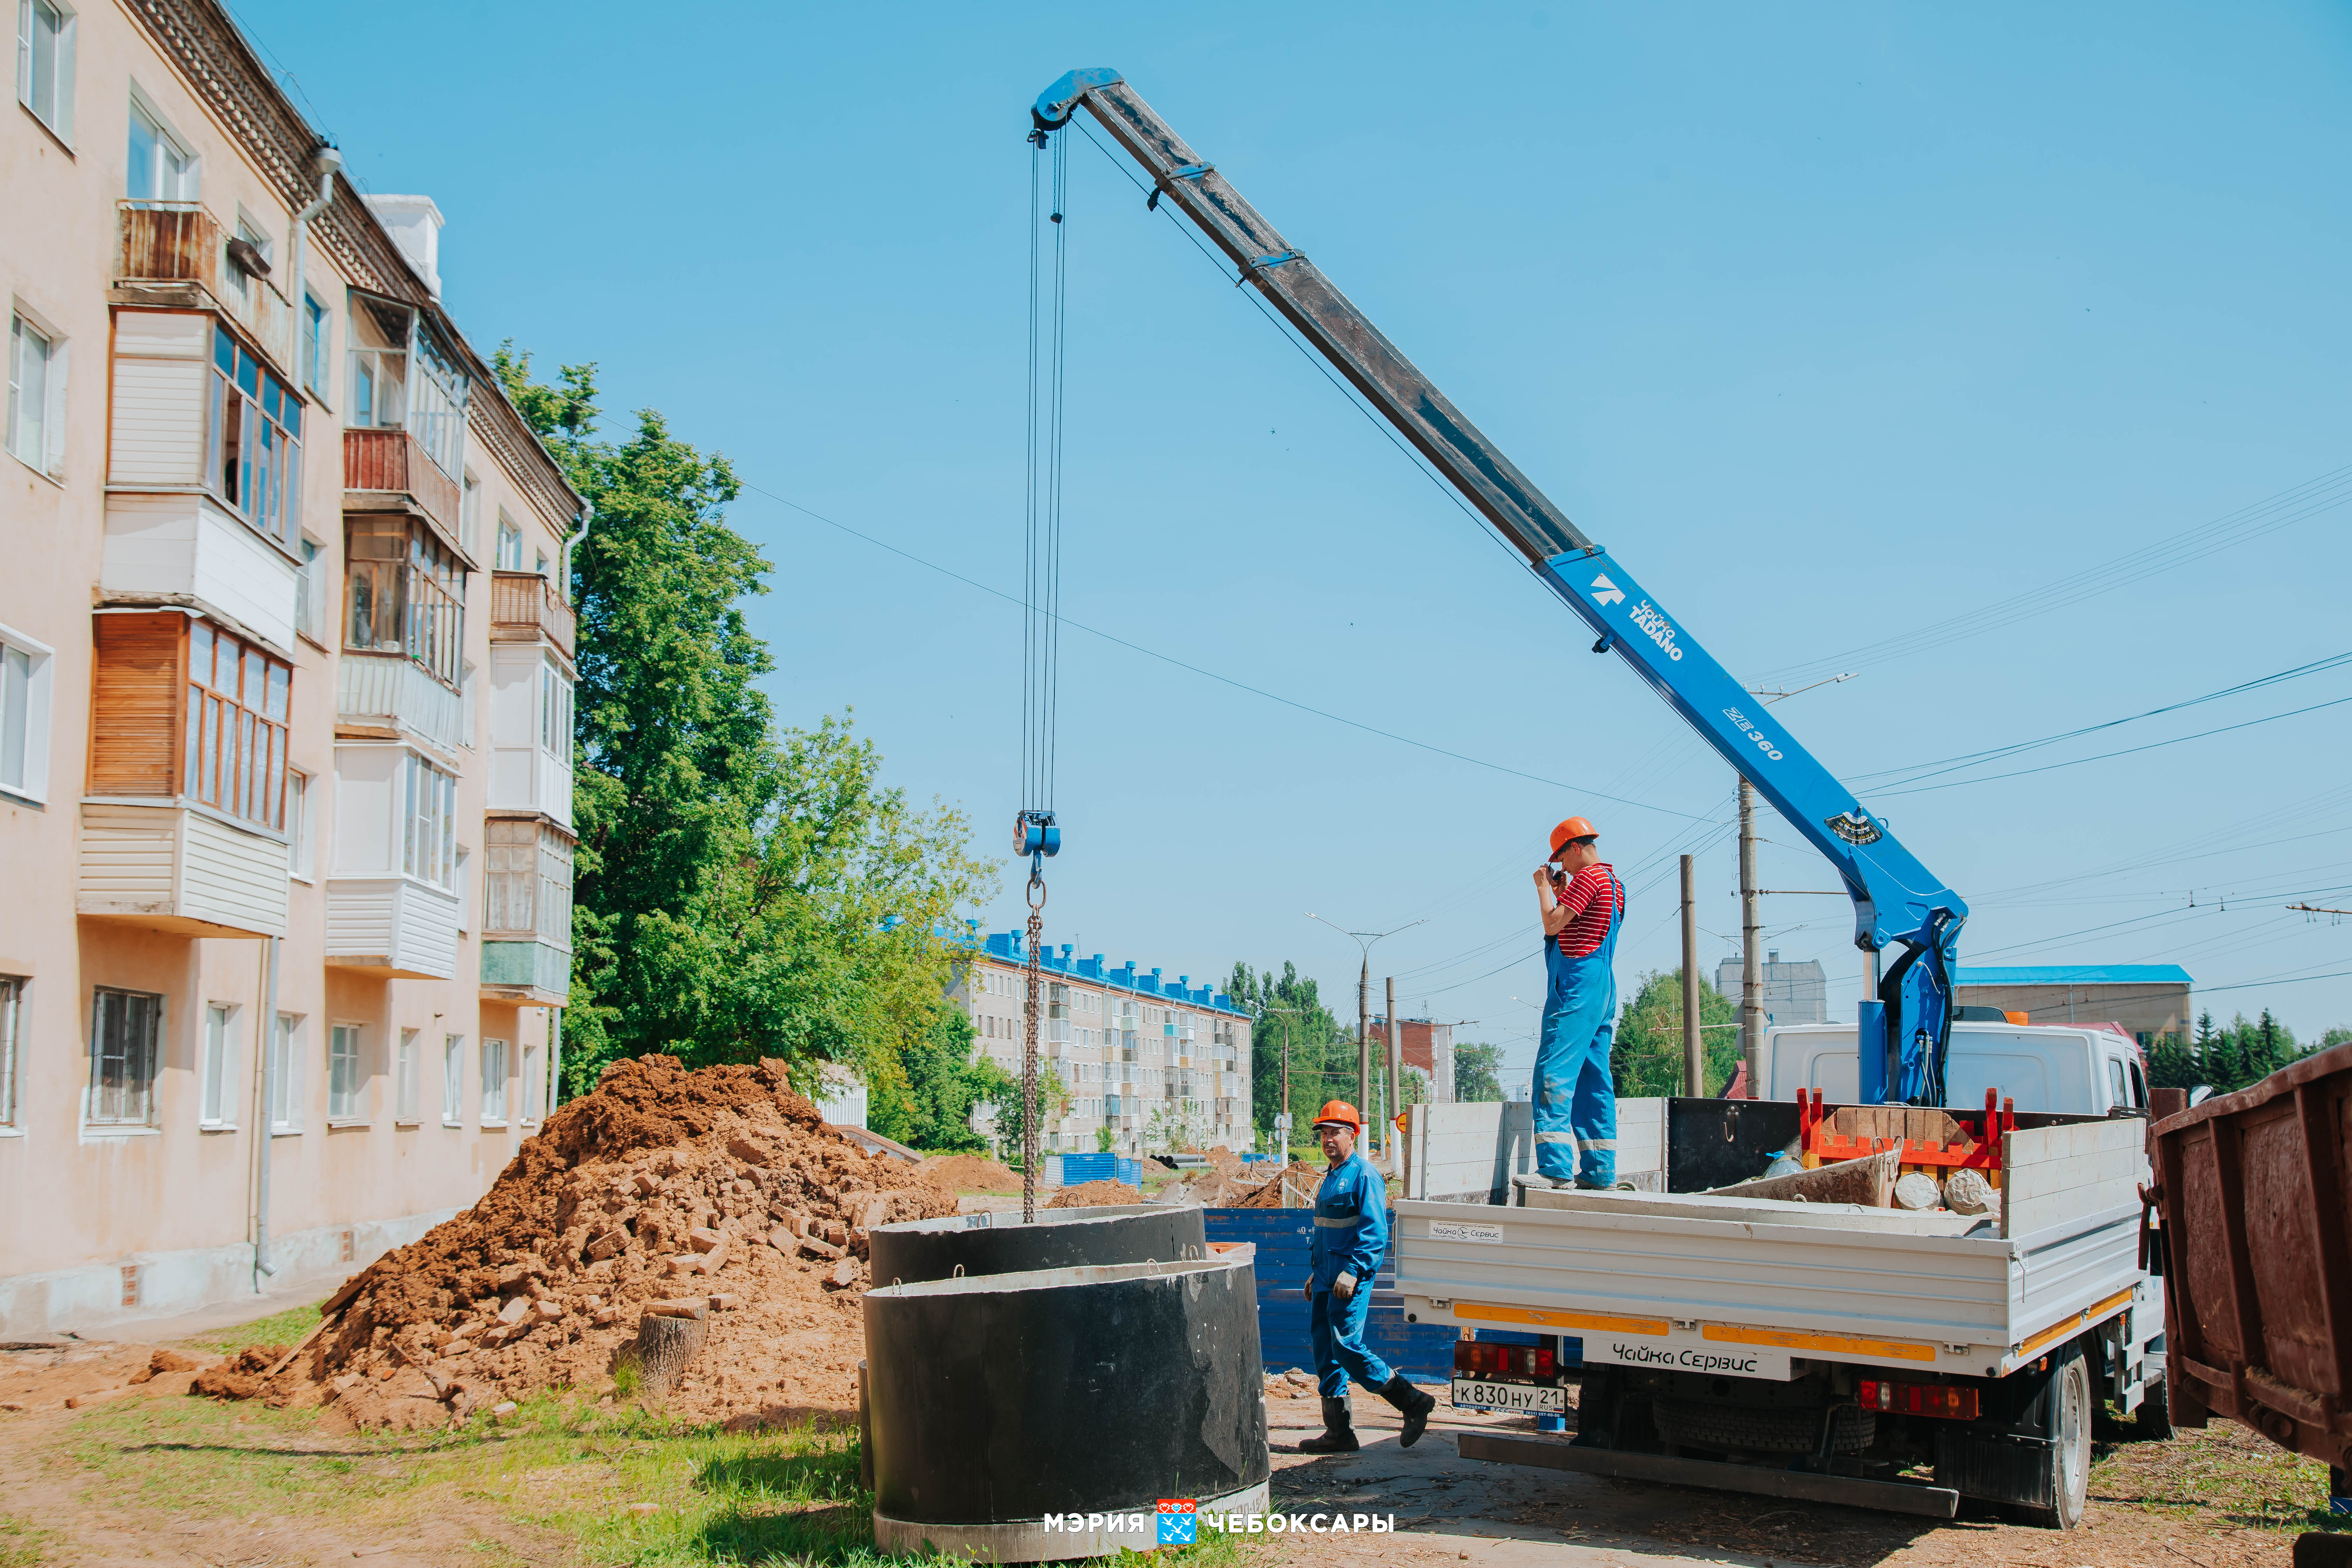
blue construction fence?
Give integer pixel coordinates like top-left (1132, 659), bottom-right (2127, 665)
top-left (1056, 1153), bottom-right (1142, 1187)
top-left (1205, 1208), bottom-right (1461, 1381)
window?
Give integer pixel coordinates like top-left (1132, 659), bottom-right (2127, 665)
top-left (454, 844), bottom-right (471, 930)
top-left (182, 618), bottom-right (291, 831)
top-left (126, 95), bottom-right (194, 205)
top-left (345, 518), bottom-right (464, 689)
top-left (0, 622), bottom-right (54, 803)
top-left (534, 550), bottom-right (548, 578)
top-left (408, 323), bottom-right (467, 479)
top-left (346, 294), bottom-right (466, 478)
top-left (328, 1023), bottom-right (365, 1121)
top-left (495, 516), bottom-right (521, 571)
top-left (441, 1033), bottom-right (463, 1125)
top-left (201, 1003), bottom-right (236, 1126)
top-left (8, 310), bottom-right (63, 476)
top-left (401, 751), bottom-right (456, 887)
top-left (348, 294), bottom-right (409, 432)
top-left (287, 770), bottom-right (313, 877)
top-left (461, 472), bottom-right (482, 560)
top-left (205, 324), bottom-right (301, 548)
top-left (2108, 1058), bottom-right (2128, 1111)
top-left (395, 1028), bottom-right (419, 1122)
top-left (268, 1013), bottom-right (302, 1131)
top-left (89, 987), bottom-right (162, 1127)
top-left (539, 660), bottom-right (572, 757)
top-left (15, 0), bottom-right (72, 142)
top-left (294, 535), bottom-right (327, 642)
top-left (301, 290), bottom-right (328, 398)
top-left (481, 1037), bottom-right (508, 1124)
top-left (0, 975), bottom-right (22, 1128)
top-left (522, 1041), bottom-right (541, 1122)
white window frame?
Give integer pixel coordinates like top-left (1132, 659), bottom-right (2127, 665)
top-left (15, 0), bottom-right (75, 145)
top-left (394, 1027), bottom-right (419, 1124)
top-left (539, 658), bottom-right (573, 759)
top-left (480, 1037), bottom-right (508, 1126)
top-left (454, 843), bottom-right (471, 932)
top-left (301, 288), bottom-right (330, 402)
top-left (294, 534), bottom-right (328, 645)
top-left (286, 768), bottom-right (314, 880)
top-left (461, 471), bottom-right (481, 561)
top-left (441, 1032), bottom-right (464, 1126)
top-left (269, 1012), bottom-right (303, 1132)
top-left (521, 1040), bottom-right (542, 1124)
top-left (327, 1022), bottom-right (366, 1124)
top-left (0, 618), bottom-right (54, 805)
top-left (88, 986), bottom-right (162, 1129)
top-left (125, 84), bottom-right (196, 206)
top-left (0, 974), bottom-right (23, 1131)
top-left (495, 515), bottom-right (521, 572)
top-left (200, 1002), bottom-right (237, 1128)
top-left (8, 305), bottom-right (67, 479)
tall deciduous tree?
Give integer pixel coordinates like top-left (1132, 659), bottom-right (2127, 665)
top-left (1452, 1042), bottom-right (1506, 1102)
top-left (1609, 969), bottom-right (1742, 1097)
top-left (496, 349), bottom-right (993, 1099)
top-left (1228, 961), bottom-right (1350, 1148)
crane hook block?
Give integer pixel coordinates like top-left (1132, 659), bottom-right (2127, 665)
top-left (1014, 810), bottom-right (1061, 859)
top-left (1032, 68), bottom-right (1124, 132)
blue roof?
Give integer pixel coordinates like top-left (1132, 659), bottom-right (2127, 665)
top-left (971, 927), bottom-right (1250, 1017)
top-left (1955, 965), bottom-right (2194, 987)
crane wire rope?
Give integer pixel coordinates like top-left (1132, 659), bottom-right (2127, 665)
top-left (1017, 124), bottom-right (1071, 1223)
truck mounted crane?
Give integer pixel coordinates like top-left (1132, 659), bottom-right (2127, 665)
top-left (1029, 69), bottom-right (1969, 1106)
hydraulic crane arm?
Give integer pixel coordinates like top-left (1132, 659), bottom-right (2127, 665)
top-left (1031, 70), bottom-right (1968, 1105)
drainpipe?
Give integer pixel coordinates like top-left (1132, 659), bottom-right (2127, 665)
top-left (288, 143), bottom-right (341, 392)
top-left (253, 935), bottom-right (282, 1286)
top-left (560, 499), bottom-right (594, 595)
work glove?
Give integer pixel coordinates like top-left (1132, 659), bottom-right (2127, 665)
top-left (1333, 1272), bottom-right (1357, 1302)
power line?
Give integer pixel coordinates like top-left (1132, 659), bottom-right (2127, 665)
top-left (1874, 692), bottom-right (2352, 798)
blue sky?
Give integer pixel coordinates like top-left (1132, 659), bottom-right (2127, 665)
top-left (237, 1), bottom-right (2352, 1088)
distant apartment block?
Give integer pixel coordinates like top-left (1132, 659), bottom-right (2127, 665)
top-left (2, 0), bottom-right (583, 1331)
top-left (957, 932), bottom-right (1252, 1154)
top-left (1716, 951), bottom-right (1829, 1026)
top-left (1371, 1014), bottom-right (1454, 1104)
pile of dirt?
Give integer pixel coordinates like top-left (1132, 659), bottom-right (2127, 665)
top-left (918, 1153), bottom-right (1022, 1193)
top-left (1047, 1180), bottom-right (1142, 1209)
top-left (1228, 1160), bottom-right (1328, 1209)
top-left (260, 1054), bottom-right (958, 1429)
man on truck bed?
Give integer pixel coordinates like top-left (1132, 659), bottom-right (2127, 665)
top-left (1298, 1100), bottom-right (1437, 1454)
top-left (1533, 816), bottom-right (1624, 1189)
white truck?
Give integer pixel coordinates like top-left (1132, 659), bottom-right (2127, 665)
top-left (1394, 1020), bottom-right (2169, 1529)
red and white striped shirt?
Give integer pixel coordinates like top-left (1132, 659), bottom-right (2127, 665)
top-left (1553, 864), bottom-right (1623, 959)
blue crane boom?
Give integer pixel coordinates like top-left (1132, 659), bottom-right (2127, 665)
top-left (1030, 70), bottom-right (1968, 1106)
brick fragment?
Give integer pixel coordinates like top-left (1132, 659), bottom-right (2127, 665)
top-left (632, 1172), bottom-right (660, 1196)
top-left (585, 1228), bottom-right (629, 1261)
top-left (727, 1134), bottom-right (775, 1168)
top-left (642, 1298), bottom-right (708, 1321)
top-left (687, 1227), bottom-right (724, 1254)
top-left (496, 1296), bottom-right (532, 1326)
top-left (798, 1235), bottom-right (845, 1262)
top-left (708, 1293), bottom-right (741, 1312)
top-left (826, 1257), bottom-right (859, 1289)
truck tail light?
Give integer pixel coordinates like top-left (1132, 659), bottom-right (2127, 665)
top-left (1860, 1378), bottom-right (1980, 1420)
top-left (1452, 1342), bottom-right (1558, 1381)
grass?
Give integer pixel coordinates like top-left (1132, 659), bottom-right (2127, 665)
top-left (188, 1301), bottom-right (322, 1355)
top-left (2089, 1412), bottom-right (2344, 1538)
top-left (0, 1514), bottom-right (52, 1567)
top-left (51, 1387), bottom-right (1266, 1567)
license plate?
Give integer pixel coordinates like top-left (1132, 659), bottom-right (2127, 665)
top-left (1450, 1378), bottom-right (1566, 1413)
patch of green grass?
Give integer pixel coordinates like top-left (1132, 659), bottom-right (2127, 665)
top-left (189, 1300), bottom-right (323, 1355)
top-left (0, 1514), bottom-right (54, 1567)
top-left (2089, 1420), bottom-right (2339, 1536)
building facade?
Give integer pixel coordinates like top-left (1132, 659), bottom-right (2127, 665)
top-left (957, 932), bottom-right (1252, 1154)
top-left (2, 0), bottom-right (582, 1332)
top-left (1716, 950), bottom-right (1830, 1026)
top-left (1954, 966), bottom-right (2194, 1048)
top-left (1371, 1015), bottom-right (1454, 1104)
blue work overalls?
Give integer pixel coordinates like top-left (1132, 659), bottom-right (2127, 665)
top-left (1534, 868), bottom-right (1622, 1186)
top-left (1309, 1150), bottom-right (1393, 1398)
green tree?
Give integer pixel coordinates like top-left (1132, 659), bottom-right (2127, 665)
top-left (496, 349), bottom-right (994, 1098)
top-left (1609, 969), bottom-right (1741, 1097)
top-left (870, 1001), bottom-right (997, 1153)
top-left (2323, 1027), bottom-right (2352, 1050)
top-left (1228, 961), bottom-right (1352, 1149)
top-left (981, 1063), bottom-right (1068, 1165)
top-left (1453, 1042), bottom-right (1506, 1102)
top-left (2147, 1031), bottom-right (2200, 1090)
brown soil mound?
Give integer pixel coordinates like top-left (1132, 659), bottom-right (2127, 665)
top-left (918, 1154), bottom-right (1022, 1193)
top-left (1047, 1180), bottom-right (1142, 1209)
top-left (1228, 1160), bottom-right (1327, 1208)
top-left (273, 1054), bottom-right (957, 1429)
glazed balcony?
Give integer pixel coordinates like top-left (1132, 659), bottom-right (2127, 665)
top-left (337, 650), bottom-right (464, 755)
top-left (490, 572), bottom-right (575, 659)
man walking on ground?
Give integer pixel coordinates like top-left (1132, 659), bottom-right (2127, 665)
top-left (1298, 1100), bottom-right (1437, 1453)
top-left (1533, 816), bottom-right (1624, 1189)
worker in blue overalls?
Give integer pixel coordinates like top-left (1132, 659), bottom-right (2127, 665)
top-left (1298, 1100), bottom-right (1436, 1453)
top-left (1533, 816), bottom-right (1625, 1189)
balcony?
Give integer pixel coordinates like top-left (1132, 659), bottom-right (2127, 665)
top-left (338, 651), bottom-right (464, 755)
top-left (491, 572), bottom-right (576, 658)
top-left (102, 492), bottom-right (298, 654)
top-left (325, 875), bottom-right (460, 980)
top-left (482, 938), bottom-right (569, 1006)
top-left (481, 817), bottom-right (572, 1005)
top-left (77, 802), bottom-right (289, 939)
top-left (115, 202), bottom-right (294, 373)
top-left (344, 427), bottom-right (462, 551)
top-left (487, 645), bottom-right (572, 829)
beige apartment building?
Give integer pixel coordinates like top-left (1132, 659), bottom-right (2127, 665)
top-left (2, 0), bottom-right (582, 1331)
top-left (958, 930), bottom-right (1253, 1154)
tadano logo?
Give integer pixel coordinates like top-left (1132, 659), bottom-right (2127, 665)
top-left (1626, 600), bottom-right (1684, 662)
top-left (1588, 573), bottom-right (1626, 607)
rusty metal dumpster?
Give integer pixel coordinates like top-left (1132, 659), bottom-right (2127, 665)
top-left (2150, 1040), bottom-right (2352, 1468)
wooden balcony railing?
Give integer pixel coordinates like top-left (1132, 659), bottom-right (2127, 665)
top-left (344, 426), bottom-right (461, 542)
top-left (117, 201), bottom-right (294, 372)
top-left (490, 570), bottom-right (577, 657)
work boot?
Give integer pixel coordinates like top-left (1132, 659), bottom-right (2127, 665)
top-left (1379, 1374), bottom-right (1438, 1448)
top-left (1297, 1395), bottom-right (1359, 1454)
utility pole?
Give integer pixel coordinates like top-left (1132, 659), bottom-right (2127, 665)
top-left (1739, 780), bottom-right (1762, 1098)
top-left (1680, 854), bottom-right (1702, 1097)
top-left (1387, 975), bottom-right (1404, 1173)
top-left (1306, 913), bottom-right (1423, 1160)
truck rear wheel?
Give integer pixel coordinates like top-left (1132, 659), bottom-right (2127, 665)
top-left (2009, 1346), bottom-right (2092, 1529)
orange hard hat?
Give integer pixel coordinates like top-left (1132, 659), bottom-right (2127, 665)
top-left (1312, 1100), bottom-right (1362, 1133)
top-left (1549, 816), bottom-right (1600, 858)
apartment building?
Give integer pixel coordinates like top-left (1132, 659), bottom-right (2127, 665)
top-left (958, 931), bottom-right (1252, 1154)
top-left (1, 0), bottom-right (582, 1331)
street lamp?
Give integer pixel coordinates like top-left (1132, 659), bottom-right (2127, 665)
top-left (1306, 912), bottom-right (1424, 1158)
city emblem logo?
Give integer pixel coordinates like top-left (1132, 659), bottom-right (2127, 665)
top-left (1157, 1498), bottom-right (1198, 1545)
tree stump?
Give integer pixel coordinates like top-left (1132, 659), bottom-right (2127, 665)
top-left (1703, 1147), bottom-right (1900, 1207)
top-left (630, 1311), bottom-right (707, 1401)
